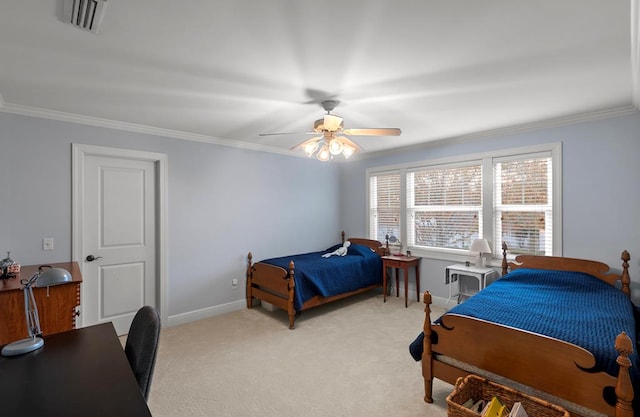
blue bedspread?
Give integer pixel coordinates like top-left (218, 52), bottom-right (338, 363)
top-left (410, 268), bottom-right (639, 383)
top-left (260, 243), bottom-right (383, 311)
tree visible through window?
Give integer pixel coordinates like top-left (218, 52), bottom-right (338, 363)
top-left (408, 165), bottom-right (481, 250)
top-left (494, 157), bottom-right (552, 255)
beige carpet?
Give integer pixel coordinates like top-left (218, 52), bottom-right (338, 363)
top-left (148, 291), bottom-right (452, 417)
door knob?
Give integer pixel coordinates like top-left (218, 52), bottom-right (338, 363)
top-left (85, 255), bottom-right (103, 262)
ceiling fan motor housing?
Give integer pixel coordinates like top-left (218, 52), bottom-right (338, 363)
top-left (321, 100), bottom-right (338, 112)
top-left (314, 116), bottom-right (344, 132)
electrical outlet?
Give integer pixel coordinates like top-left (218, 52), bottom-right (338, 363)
top-left (43, 237), bottom-right (54, 251)
top-left (232, 278), bottom-right (239, 288)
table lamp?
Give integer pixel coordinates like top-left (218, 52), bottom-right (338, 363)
top-left (1, 266), bottom-right (72, 357)
top-left (385, 234), bottom-right (402, 255)
top-left (470, 239), bottom-right (491, 267)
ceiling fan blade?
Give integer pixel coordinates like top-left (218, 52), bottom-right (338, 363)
top-left (259, 132), bottom-right (306, 136)
top-left (259, 131), bottom-right (317, 137)
top-left (342, 128), bottom-right (402, 136)
top-left (289, 136), bottom-right (323, 151)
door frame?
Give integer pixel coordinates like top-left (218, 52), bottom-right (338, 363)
top-left (71, 143), bottom-right (168, 329)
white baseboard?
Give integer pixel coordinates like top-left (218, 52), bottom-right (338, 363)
top-left (167, 289), bottom-right (452, 328)
top-left (166, 299), bottom-right (246, 327)
top-left (388, 286), bottom-right (452, 309)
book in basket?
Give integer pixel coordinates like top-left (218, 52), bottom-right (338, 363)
top-left (481, 396), bottom-right (507, 417)
top-left (508, 402), bottom-right (528, 417)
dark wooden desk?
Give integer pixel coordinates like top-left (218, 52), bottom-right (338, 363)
top-left (382, 255), bottom-right (421, 307)
top-left (0, 323), bottom-right (152, 417)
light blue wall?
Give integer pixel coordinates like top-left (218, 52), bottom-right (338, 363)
top-left (339, 112), bottom-right (640, 303)
top-left (0, 112), bottom-right (341, 318)
top-left (2, 111), bottom-right (639, 320)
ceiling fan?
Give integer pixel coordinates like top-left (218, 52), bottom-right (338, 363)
top-left (259, 100), bottom-right (402, 161)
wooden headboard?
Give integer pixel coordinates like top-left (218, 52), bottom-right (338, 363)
top-left (500, 242), bottom-right (631, 297)
top-left (337, 230), bottom-right (387, 257)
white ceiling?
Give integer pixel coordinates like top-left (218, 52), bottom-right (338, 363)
top-left (1, 1), bottom-right (639, 158)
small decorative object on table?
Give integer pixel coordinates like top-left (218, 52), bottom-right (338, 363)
top-left (0, 251), bottom-right (20, 279)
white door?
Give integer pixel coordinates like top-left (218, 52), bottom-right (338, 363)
top-left (73, 144), bottom-right (167, 336)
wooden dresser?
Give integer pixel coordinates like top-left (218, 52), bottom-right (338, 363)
top-left (0, 262), bottom-right (82, 345)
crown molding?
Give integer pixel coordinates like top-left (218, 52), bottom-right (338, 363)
top-left (0, 102), bottom-right (293, 157)
top-left (0, 102), bottom-right (637, 163)
top-left (361, 105), bottom-right (640, 161)
top-left (632, 0), bottom-right (640, 109)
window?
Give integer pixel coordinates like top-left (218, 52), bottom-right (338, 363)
top-left (367, 144), bottom-right (561, 260)
top-left (369, 171), bottom-right (401, 243)
top-left (407, 163), bottom-right (482, 250)
top-left (494, 155), bottom-right (552, 256)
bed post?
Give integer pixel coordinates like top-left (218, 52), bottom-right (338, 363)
top-left (341, 230), bottom-right (346, 244)
top-left (620, 250), bottom-right (630, 297)
top-left (614, 332), bottom-right (634, 417)
top-left (287, 260), bottom-right (296, 330)
top-left (246, 252), bottom-right (254, 309)
top-left (422, 291), bottom-right (434, 403)
top-left (501, 242), bottom-right (509, 276)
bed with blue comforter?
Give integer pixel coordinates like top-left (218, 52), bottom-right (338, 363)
top-left (414, 249), bottom-right (636, 417)
top-left (246, 234), bottom-right (385, 329)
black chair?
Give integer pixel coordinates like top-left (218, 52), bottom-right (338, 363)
top-left (125, 305), bottom-right (161, 401)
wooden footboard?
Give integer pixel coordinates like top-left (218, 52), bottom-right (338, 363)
top-left (421, 292), bottom-right (634, 417)
top-left (246, 252), bottom-right (296, 328)
top-left (422, 248), bottom-right (635, 417)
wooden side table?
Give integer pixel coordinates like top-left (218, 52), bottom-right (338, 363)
top-left (382, 255), bottom-right (420, 307)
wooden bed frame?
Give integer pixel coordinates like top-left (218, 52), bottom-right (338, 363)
top-left (246, 231), bottom-right (387, 329)
top-left (421, 243), bottom-right (635, 417)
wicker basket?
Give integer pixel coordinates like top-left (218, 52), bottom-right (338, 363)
top-left (446, 375), bottom-right (569, 417)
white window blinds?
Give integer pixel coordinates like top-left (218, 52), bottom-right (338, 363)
top-left (407, 163), bottom-right (482, 250)
top-left (369, 172), bottom-right (401, 242)
top-left (493, 154), bottom-right (552, 256)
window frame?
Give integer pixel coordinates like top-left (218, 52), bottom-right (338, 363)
top-left (365, 143), bottom-right (562, 264)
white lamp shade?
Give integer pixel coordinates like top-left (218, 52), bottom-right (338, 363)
top-left (302, 140), bottom-right (319, 157)
top-left (316, 145), bottom-right (330, 161)
top-left (342, 143), bottom-right (356, 159)
top-left (328, 138), bottom-right (344, 155)
top-left (470, 239), bottom-right (491, 254)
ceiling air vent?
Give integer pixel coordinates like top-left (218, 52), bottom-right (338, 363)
top-left (63, 0), bottom-right (107, 33)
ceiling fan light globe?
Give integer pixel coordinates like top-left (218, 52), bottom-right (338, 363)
top-left (303, 141), bottom-right (319, 157)
top-left (342, 143), bottom-right (356, 159)
top-left (317, 145), bottom-right (331, 162)
top-left (328, 138), bottom-right (344, 155)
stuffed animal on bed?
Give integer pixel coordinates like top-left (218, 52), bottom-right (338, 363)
top-left (322, 241), bottom-right (351, 258)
